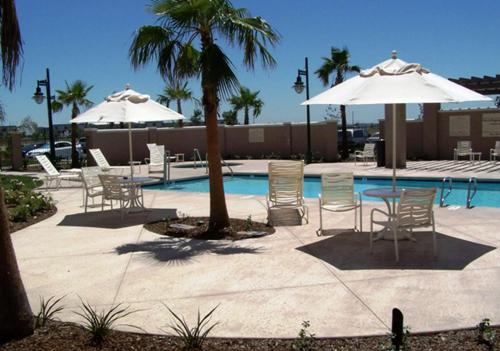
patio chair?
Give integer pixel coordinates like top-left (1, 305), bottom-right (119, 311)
top-left (35, 155), bottom-right (81, 191)
top-left (266, 161), bottom-right (308, 225)
top-left (453, 141), bottom-right (473, 161)
top-left (89, 148), bottom-right (124, 175)
top-left (145, 143), bottom-right (164, 173)
top-left (81, 166), bottom-right (103, 212)
top-left (317, 173), bottom-right (362, 236)
top-left (354, 143), bottom-right (376, 165)
top-left (98, 174), bottom-right (144, 219)
top-left (490, 141), bottom-right (500, 161)
top-left (370, 188), bottom-right (437, 262)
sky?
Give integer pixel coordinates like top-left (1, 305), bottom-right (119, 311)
top-left (1, 0), bottom-right (499, 127)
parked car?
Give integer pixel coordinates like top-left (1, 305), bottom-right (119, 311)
top-left (366, 132), bottom-right (381, 144)
top-left (26, 141), bottom-right (82, 159)
top-left (21, 143), bottom-right (46, 157)
top-left (79, 137), bottom-right (87, 152)
top-left (337, 129), bottom-right (369, 146)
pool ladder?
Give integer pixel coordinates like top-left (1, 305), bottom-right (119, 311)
top-left (439, 177), bottom-right (453, 207)
top-left (466, 176), bottom-right (477, 209)
top-left (205, 153), bottom-right (234, 178)
top-left (193, 148), bottom-right (208, 172)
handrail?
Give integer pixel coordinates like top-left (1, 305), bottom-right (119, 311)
top-left (466, 176), bottom-right (477, 209)
top-left (204, 152), bottom-right (234, 178)
top-left (439, 177), bottom-right (453, 207)
top-left (163, 150), bottom-right (171, 185)
top-left (193, 148), bottom-right (208, 172)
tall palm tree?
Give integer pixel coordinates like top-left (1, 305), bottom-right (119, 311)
top-left (55, 80), bottom-right (93, 168)
top-left (229, 86), bottom-right (263, 125)
top-left (157, 80), bottom-right (193, 127)
top-left (315, 47), bottom-right (360, 159)
top-left (130, 0), bottom-right (279, 232)
top-left (0, 0), bottom-right (34, 342)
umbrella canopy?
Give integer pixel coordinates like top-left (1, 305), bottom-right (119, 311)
top-left (72, 85), bottom-right (184, 179)
top-left (303, 51), bottom-right (491, 191)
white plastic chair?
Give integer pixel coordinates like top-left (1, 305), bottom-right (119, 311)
top-left (453, 141), bottom-right (473, 161)
top-left (35, 155), bottom-right (80, 191)
top-left (490, 141), bottom-right (500, 161)
top-left (98, 174), bottom-right (144, 219)
top-left (145, 143), bottom-right (164, 173)
top-left (89, 148), bottom-right (124, 175)
top-left (354, 144), bottom-right (376, 165)
top-left (317, 173), bottom-right (362, 236)
top-left (81, 166), bottom-right (103, 212)
top-left (370, 188), bottom-right (437, 262)
top-left (266, 161), bottom-right (308, 225)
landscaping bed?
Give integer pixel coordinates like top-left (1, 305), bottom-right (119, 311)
top-left (144, 216), bottom-right (275, 240)
top-left (0, 321), bottom-right (498, 350)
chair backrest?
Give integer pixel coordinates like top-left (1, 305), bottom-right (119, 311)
top-left (268, 161), bottom-right (304, 206)
top-left (495, 141), bottom-right (500, 150)
top-left (98, 174), bottom-right (123, 200)
top-left (397, 188), bottom-right (436, 227)
top-left (456, 141), bottom-right (471, 152)
top-left (363, 143), bottom-right (375, 156)
top-left (90, 149), bottom-right (111, 168)
top-left (35, 155), bottom-right (60, 176)
top-left (320, 173), bottom-right (355, 206)
top-left (81, 166), bottom-right (102, 190)
top-left (148, 144), bottom-right (164, 165)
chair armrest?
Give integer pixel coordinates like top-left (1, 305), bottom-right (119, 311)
top-left (370, 207), bottom-right (391, 221)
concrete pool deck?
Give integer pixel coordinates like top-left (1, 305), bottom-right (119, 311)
top-left (8, 160), bottom-right (500, 338)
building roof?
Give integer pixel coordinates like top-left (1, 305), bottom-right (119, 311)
top-left (449, 75), bottom-right (500, 95)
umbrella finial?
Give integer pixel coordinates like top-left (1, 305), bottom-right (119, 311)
top-left (125, 83), bottom-right (131, 90)
top-left (391, 50), bottom-right (397, 59)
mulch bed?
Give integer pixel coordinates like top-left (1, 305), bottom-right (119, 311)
top-left (144, 216), bottom-right (275, 240)
top-left (0, 321), bottom-right (498, 350)
top-left (8, 207), bottom-right (57, 234)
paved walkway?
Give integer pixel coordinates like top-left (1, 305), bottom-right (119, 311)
top-left (11, 161), bottom-right (500, 337)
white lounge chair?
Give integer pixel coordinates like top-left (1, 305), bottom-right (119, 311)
top-left (355, 143), bottom-right (376, 165)
top-left (98, 174), bottom-right (144, 219)
top-left (81, 166), bottom-right (103, 212)
top-left (35, 155), bottom-right (81, 191)
top-left (266, 161), bottom-right (308, 225)
top-left (89, 148), bottom-right (124, 175)
top-left (317, 173), bottom-right (362, 236)
top-left (370, 188), bottom-right (437, 262)
top-left (490, 141), bottom-right (500, 161)
top-left (145, 143), bottom-right (163, 173)
top-left (453, 141), bottom-right (473, 161)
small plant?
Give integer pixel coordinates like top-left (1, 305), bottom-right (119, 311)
top-left (165, 304), bottom-right (219, 350)
top-left (35, 295), bottom-right (65, 328)
top-left (244, 215), bottom-right (253, 231)
top-left (477, 318), bottom-right (496, 348)
top-left (379, 326), bottom-right (411, 351)
top-left (75, 300), bottom-right (137, 346)
top-left (292, 320), bottom-right (316, 351)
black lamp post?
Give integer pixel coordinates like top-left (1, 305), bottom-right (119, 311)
top-left (293, 57), bottom-right (312, 164)
top-left (33, 68), bottom-right (56, 161)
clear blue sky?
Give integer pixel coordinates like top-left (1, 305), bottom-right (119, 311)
top-left (1, 0), bottom-right (498, 127)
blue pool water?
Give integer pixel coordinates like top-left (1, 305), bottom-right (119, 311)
top-left (146, 175), bottom-right (500, 208)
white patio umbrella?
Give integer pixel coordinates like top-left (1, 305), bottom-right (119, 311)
top-left (303, 51), bottom-right (491, 190)
top-left (71, 85), bottom-right (184, 178)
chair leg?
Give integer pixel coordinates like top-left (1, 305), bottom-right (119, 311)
top-left (369, 216), bottom-right (373, 253)
top-left (317, 205), bottom-right (323, 236)
top-left (393, 221), bottom-right (399, 262)
top-left (354, 206), bottom-right (357, 231)
top-left (432, 214), bottom-right (437, 257)
top-left (84, 195), bottom-right (88, 213)
top-left (359, 204), bottom-right (363, 232)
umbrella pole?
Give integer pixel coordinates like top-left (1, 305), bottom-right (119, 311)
top-left (128, 122), bottom-right (134, 180)
top-left (392, 103), bottom-right (396, 192)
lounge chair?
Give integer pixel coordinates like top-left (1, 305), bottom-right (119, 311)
top-left (354, 143), bottom-right (376, 165)
top-left (266, 161), bottom-right (308, 225)
top-left (98, 174), bottom-right (144, 219)
top-left (145, 143), bottom-right (164, 173)
top-left (453, 141), bottom-right (473, 161)
top-left (490, 141), bottom-right (500, 161)
top-left (89, 148), bottom-right (124, 175)
top-left (317, 173), bottom-right (362, 236)
top-left (370, 188), bottom-right (437, 262)
top-left (35, 155), bottom-right (81, 191)
top-left (81, 166), bottom-right (103, 212)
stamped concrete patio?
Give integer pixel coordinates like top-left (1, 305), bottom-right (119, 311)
top-left (10, 160), bottom-right (500, 338)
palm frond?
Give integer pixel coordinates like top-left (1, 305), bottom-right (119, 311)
top-left (0, 0), bottom-right (23, 90)
top-left (200, 42), bottom-right (238, 98)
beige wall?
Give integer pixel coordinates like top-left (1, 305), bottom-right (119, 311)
top-left (86, 121), bottom-right (338, 165)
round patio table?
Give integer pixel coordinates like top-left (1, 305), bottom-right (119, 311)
top-left (119, 176), bottom-right (155, 210)
top-left (363, 187), bottom-right (414, 241)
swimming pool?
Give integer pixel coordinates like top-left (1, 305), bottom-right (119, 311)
top-left (146, 175), bottom-right (500, 208)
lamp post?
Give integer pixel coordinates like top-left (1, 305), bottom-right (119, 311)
top-left (33, 68), bottom-right (56, 160)
top-left (293, 57), bottom-right (312, 164)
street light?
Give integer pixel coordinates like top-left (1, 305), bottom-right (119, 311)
top-left (33, 68), bottom-right (56, 160)
top-left (293, 57), bottom-right (312, 164)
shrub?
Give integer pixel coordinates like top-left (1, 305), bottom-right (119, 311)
top-left (292, 320), bottom-right (316, 351)
top-left (244, 215), bottom-right (253, 231)
top-left (477, 318), bottom-right (496, 348)
top-left (35, 295), bottom-right (65, 328)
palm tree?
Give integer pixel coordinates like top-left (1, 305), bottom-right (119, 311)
top-left (130, 0), bottom-right (278, 232)
top-left (0, 0), bottom-right (34, 342)
top-left (157, 80), bottom-right (193, 127)
top-left (55, 80), bottom-right (93, 168)
top-left (229, 86), bottom-right (263, 125)
top-left (315, 47), bottom-right (360, 159)
top-left (222, 109), bottom-right (238, 125)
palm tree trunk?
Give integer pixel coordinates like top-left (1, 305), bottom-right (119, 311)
top-left (244, 107), bottom-right (249, 125)
top-left (0, 188), bottom-right (34, 342)
top-left (176, 99), bottom-right (183, 128)
top-left (70, 103), bottom-right (79, 168)
top-left (340, 104), bottom-right (349, 159)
